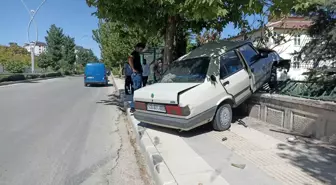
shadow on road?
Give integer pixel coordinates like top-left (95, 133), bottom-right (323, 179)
top-left (276, 139), bottom-right (336, 184)
top-left (96, 89), bottom-right (125, 112)
top-left (136, 105), bottom-right (249, 138)
top-left (138, 121), bottom-right (214, 138)
top-left (272, 113), bottom-right (336, 184)
top-left (87, 84), bottom-right (113, 88)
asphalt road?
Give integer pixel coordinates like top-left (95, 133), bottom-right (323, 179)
top-left (0, 77), bottom-right (123, 185)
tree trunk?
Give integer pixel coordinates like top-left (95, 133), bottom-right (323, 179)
top-left (173, 17), bottom-right (187, 60)
top-left (163, 16), bottom-right (176, 70)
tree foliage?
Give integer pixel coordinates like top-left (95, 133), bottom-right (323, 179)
top-left (42, 24), bottom-right (98, 73)
top-left (0, 43), bottom-right (30, 73)
top-left (45, 24), bottom-right (64, 71)
top-left (75, 46), bottom-right (98, 67)
top-left (37, 52), bottom-right (50, 70)
top-left (295, 0), bottom-right (336, 66)
top-left (87, 0), bottom-right (319, 67)
top-left (92, 20), bottom-right (162, 69)
top-left (62, 35), bottom-right (76, 68)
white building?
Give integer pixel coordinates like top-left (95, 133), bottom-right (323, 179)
top-left (228, 17), bottom-right (335, 80)
top-left (23, 41), bottom-right (47, 56)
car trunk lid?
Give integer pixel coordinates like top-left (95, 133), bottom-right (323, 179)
top-left (134, 83), bottom-right (200, 104)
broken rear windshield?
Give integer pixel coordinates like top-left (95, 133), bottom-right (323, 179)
top-left (160, 57), bottom-right (210, 83)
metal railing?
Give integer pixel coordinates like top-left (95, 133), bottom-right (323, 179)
top-left (259, 80), bottom-right (336, 102)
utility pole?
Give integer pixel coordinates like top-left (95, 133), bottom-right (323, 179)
top-left (21, 0), bottom-right (47, 73)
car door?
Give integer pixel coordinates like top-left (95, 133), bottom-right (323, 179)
top-left (238, 44), bottom-right (266, 91)
top-left (220, 50), bottom-right (252, 106)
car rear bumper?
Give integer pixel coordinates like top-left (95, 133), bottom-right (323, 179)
top-left (133, 107), bottom-right (217, 130)
top-left (85, 80), bottom-right (107, 84)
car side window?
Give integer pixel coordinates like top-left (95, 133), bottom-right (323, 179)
top-left (238, 44), bottom-right (258, 66)
top-left (220, 50), bottom-right (244, 79)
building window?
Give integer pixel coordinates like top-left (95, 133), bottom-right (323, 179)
top-left (294, 35), bottom-right (301, 46)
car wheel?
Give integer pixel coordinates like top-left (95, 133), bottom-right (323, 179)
top-left (268, 64), bottom-right (277, 89)
top-left (212, 103), bottom-right (232, 131)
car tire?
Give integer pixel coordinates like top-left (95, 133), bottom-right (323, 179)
top-left (212, 103), bottom-right (232, 131)
top-left (268, 64), bottom-right (277, 89)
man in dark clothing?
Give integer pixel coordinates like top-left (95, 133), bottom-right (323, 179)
top-left (128, 43), bottom-right (145, 113)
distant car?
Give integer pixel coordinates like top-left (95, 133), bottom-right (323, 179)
top-left (133, 41), bottom-right (288, 131)
top-left (84, 63), bottom-right (108, 86)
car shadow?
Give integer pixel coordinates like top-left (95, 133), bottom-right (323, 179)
top-left (136, 106), bottom-right (249, 138)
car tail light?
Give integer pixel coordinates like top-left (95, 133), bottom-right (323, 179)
top-left (165, 105), bottom-right (190, 116)
top-left (135, 101), bottom-right (146, 110)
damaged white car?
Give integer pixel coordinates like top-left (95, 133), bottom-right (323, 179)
top-left (133, 40), bottom-right (286, 131)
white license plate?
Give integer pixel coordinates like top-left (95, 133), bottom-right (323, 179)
top-left (147, 104), bottom-right (166, 113)
top-left (87, 76), bottom-right (94, 79)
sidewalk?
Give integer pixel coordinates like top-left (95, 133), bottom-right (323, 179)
top-left (112, 76), bottom-right (336, 185)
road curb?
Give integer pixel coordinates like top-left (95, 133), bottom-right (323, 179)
top-left (110, 74), bottom-right (118, 89)
top-left (112, 75), bottom-right (177, 185)
top-left (126, 110), bottom-right (177, 185)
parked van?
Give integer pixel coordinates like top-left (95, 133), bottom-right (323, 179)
top-left (84, 63), bottom-right (108, 86)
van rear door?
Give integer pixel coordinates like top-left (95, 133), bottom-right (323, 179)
top-left (85, 63), bottom-right (106, 83)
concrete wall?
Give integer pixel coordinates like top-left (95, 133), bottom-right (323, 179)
top-left (245, 93), bottom-right (336, 144)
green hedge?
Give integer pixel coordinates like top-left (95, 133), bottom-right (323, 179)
top-left (0, 72), bottom-right (63, 83)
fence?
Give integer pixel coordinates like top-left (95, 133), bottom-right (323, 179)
top-left (259, 68), bottom-right (336, 102)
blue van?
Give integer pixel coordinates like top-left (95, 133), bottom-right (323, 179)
top-left (84, 63), bottom-right (108, 86)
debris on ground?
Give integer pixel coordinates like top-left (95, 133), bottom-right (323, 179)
top-left (269, 128), bottom-right (312, 138)
top-left (231, 163), bottom-right (246, 169)
top-left (222, 137), bottom-right (227, 141)
top-left (286, 137), bottom-right (298, 143)
top-left (153, 136), bottom-right (160, 146)
top-left (237, 119), bottom-right (248, 128)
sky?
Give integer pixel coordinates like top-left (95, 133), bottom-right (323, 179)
top-left (0, 0), bottom-right (100, 57)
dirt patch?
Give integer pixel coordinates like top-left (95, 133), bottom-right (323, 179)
top-left (124, 115), bottom-right (155, 185)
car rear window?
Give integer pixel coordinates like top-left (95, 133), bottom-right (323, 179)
top-left (160, 57), bottom-right (210, 83)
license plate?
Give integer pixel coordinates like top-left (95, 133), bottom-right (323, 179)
top-left (87, 76), bottom-right (94, 79)
top-left (147, 104), bottom-right (166, 113)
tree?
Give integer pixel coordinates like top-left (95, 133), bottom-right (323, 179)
top-left (75, 46), bottom-right (99, 67)
top-left (87, 49), bottom-right (98, 62)
top-left (0, 44), bottom-right (30, 73)
top-left (37, 52), bottom-right (50, 70)
top-left (295, 0), bottom-right (336, 66)
top-left (62, 35), bottom-right (76, 71)
top-left (92, 20), bottom-right (161, 70)
top-left (45, 24), bottom-right (64, 71)
top-left (87, 0), bottom-right (313, 67)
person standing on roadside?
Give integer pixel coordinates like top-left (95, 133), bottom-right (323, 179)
top-left (142, 59), bottom-right (150, 87)
top-left (128, 43), bottom-right (145, 113)
top-left (123, 61), bottom-right (133, 95)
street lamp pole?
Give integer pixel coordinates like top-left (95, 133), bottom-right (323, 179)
top-left (21, 0), bottom-right (47, 73)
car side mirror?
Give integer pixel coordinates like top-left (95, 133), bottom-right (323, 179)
top-left (210, 75), bottom-right (217, 82)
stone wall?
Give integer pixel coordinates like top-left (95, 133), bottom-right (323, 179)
top-left (245, 93), bottom-right (336, 143)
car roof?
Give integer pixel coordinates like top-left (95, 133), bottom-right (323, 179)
top-left (178, 40), bottom-right (251, 60)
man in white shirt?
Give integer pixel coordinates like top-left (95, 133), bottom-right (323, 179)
top-left (142, 59), bottom-right (150, 86)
